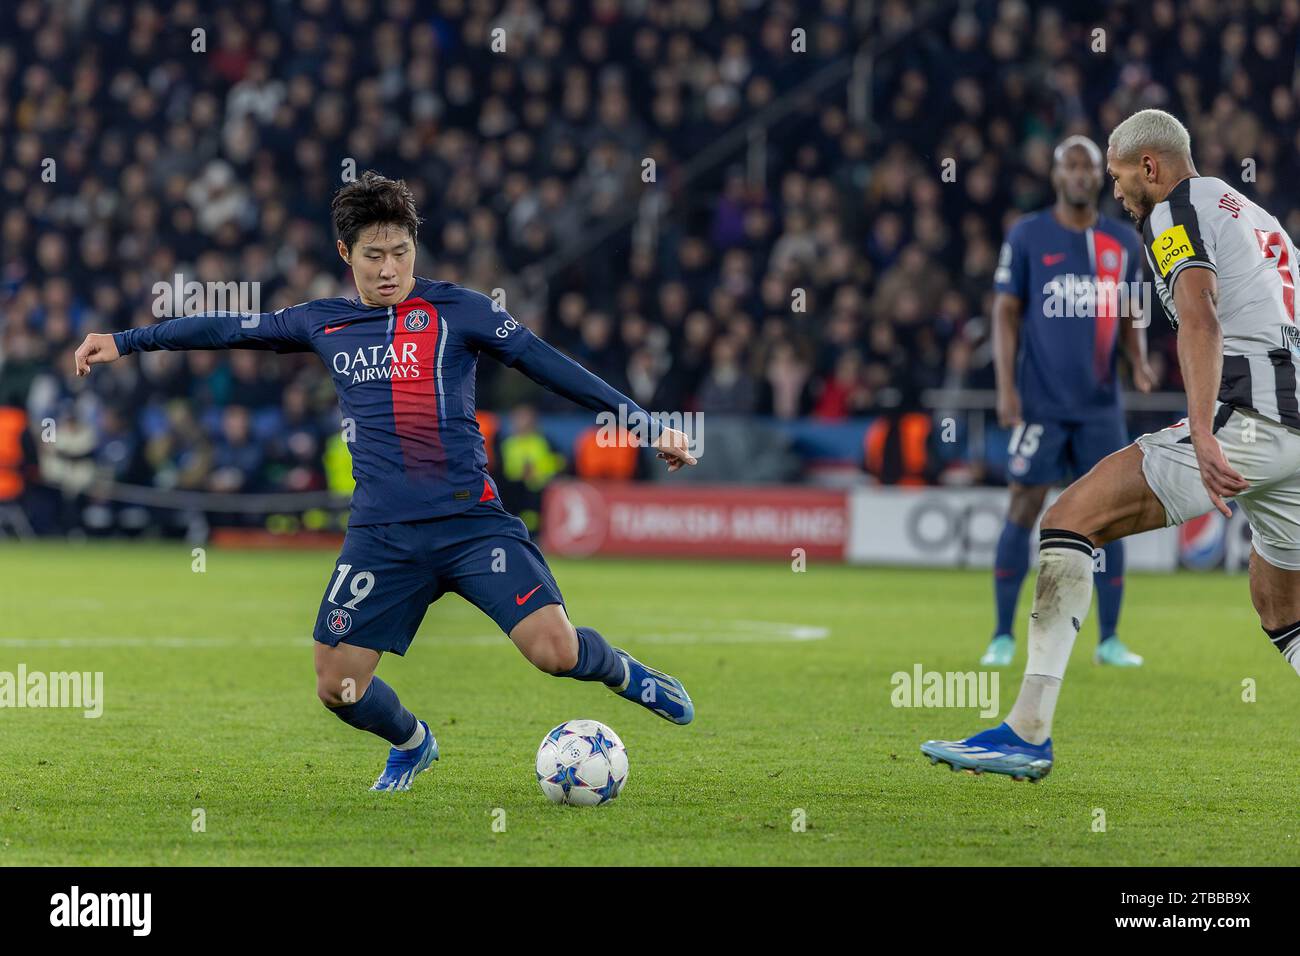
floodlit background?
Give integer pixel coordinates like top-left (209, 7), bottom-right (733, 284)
top-left (1, 0), bottom-right (1299, 867)
top-left (9, 0), bottom-right (1296, 562)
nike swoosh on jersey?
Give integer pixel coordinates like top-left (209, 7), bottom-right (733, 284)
top-left (1041, 253), bottom-right (1067, 265)
top-left (515, 584), bottom-right (544, 606)
top-left (324, 323), bottom-right (351, 334)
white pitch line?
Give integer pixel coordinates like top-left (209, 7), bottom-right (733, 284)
top-left (0, 621), bottom-right (828, 649)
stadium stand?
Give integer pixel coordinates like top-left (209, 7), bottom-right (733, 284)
top-left (3, 0), bottom-right (1299, 534)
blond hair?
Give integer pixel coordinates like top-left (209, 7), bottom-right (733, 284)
top-left (1108, 109), bottom-right (1191, 163)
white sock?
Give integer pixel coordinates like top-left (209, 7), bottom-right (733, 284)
top-left (1006, 674), bottom-right (1062, 745)
top-left (395, 720), bottom-right (426, 751)
top-left (1005, 531), bottom-right (1095, 745)
top-left (1268, 622), bottom-right (1300, 676)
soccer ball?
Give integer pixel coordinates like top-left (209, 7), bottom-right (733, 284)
top-left (535, 719), bottom-right (629, 806)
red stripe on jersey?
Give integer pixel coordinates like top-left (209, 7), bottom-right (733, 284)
top-left (391, 299), bottom-right (441, 474)
top-left (1091, 230), bottom-right (1124, 386)
top-left (479, 477), bottom-right (496, 502)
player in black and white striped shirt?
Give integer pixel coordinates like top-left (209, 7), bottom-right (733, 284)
top-left (922, 109), bottom-right (1300, 781)
top-left (1143, 175), bottom-right (1300, 427)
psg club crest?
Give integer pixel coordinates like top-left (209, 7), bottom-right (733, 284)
top-left (1009, 454), bottom-right (1029, 477)
top-left (327, 608), bottom-right (352, 635)
top-left (1100, 249), bottom-right (1119, 272)
top-left (404, 309), bottom-right (431, 332)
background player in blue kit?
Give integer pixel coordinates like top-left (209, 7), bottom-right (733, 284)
top-left (983, 136), bottom-right (1156, 669)
top-left (73, 172), bottom-right (697, 791)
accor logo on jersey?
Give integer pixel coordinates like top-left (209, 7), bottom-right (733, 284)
top-left (331, 342), bottom-right (422, 383)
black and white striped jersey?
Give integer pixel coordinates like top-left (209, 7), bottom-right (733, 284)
top-left (1143, 176), bottom-right (1300, 429)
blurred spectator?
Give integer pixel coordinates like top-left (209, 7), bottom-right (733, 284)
top-left (208, 405), bottom-right (262, 493)
top-left (498, 404), bottom-right (565, 531)
top-left (696, 337), bottom-right (758, 414)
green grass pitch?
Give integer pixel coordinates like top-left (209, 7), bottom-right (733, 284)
top-left (1, 541), bottom-right (1297, 866)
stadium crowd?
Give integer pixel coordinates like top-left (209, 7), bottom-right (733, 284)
top-left (3, 0), bottom-right (1300, 524)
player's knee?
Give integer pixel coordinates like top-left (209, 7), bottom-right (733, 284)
top-left (316, 676), bottom-right (345, 708)
top-left (315, 673), bottom-right (367, 708)
top-left (1008, 485), bottom-right (1047, 526)
top-left (1250, 584), bottom-right (1294, 633)
top-left (526, 624), bottom-right (579, 675)
top-left (1040, 497), bottom-right (1082, 535)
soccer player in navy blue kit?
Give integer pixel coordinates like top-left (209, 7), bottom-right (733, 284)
top-left (74, 172), bottom-right (696, 791)
top-left (983, 136), bottom-right (1155, 668)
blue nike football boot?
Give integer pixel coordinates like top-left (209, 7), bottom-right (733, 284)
top-left (609, 648), bottom-right (694, 725)
top-left (370, 720), bottom-right (439, 791)
top-left (920, 722), bottom-right (1052, 781)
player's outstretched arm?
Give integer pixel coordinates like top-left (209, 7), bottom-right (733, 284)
top-left (510, 336), bottom-right (696, 471)
top-left (74, 308), bottom-right (311, 377)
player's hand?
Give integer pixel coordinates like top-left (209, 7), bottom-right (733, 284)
top-left (74, 333), bottom-right (121, 376)
top-left (653, 426), bottom-right (697, 472)
top-left (1191, 431), bottom-right (1249, 518)
top-left (996, 388), bottom-right (1022, 429)
top-left (1132, 359), bottom-right (1157, 394)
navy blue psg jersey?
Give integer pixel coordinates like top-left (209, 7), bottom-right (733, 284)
top-left (114, 277), bottom-right (646, 526)
top-left (993, 210), bottom-right (1144, 419)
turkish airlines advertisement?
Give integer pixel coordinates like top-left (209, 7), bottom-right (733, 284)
top-left (542, 481), bottom-right (1196, 571)
top-left (541, 481), bottom-right (849, 560)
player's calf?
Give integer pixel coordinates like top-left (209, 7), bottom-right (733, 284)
top-left (314, 642), bottom-right (436, 789)
top-left (1249, 550), bottom-right (1300, 676)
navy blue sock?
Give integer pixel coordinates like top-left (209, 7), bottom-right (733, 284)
top-left (559, 626), bottom-right (625, 686)
top-left (992, 519), bottom-right (1032, 637)
top-left (328, 676), bottom-right (418, 746)
top-left (1095, 540), bottom-right (1125, 643)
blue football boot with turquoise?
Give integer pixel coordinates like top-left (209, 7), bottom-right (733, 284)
top-left (609, 648), bottom-right (694, 725)
top-left (920, 722), bottom-right (1052, 781)
top-left (370, 720), bottom-right (439, 792)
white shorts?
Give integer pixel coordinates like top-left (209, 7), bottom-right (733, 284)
top-left (1137, 406), bottom-right (1300, 570)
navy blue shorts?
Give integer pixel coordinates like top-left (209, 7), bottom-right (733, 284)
top-left (312, 498), bottom-right (565, 655)
top-left (1005, 411), bottom-right (1127, 486)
